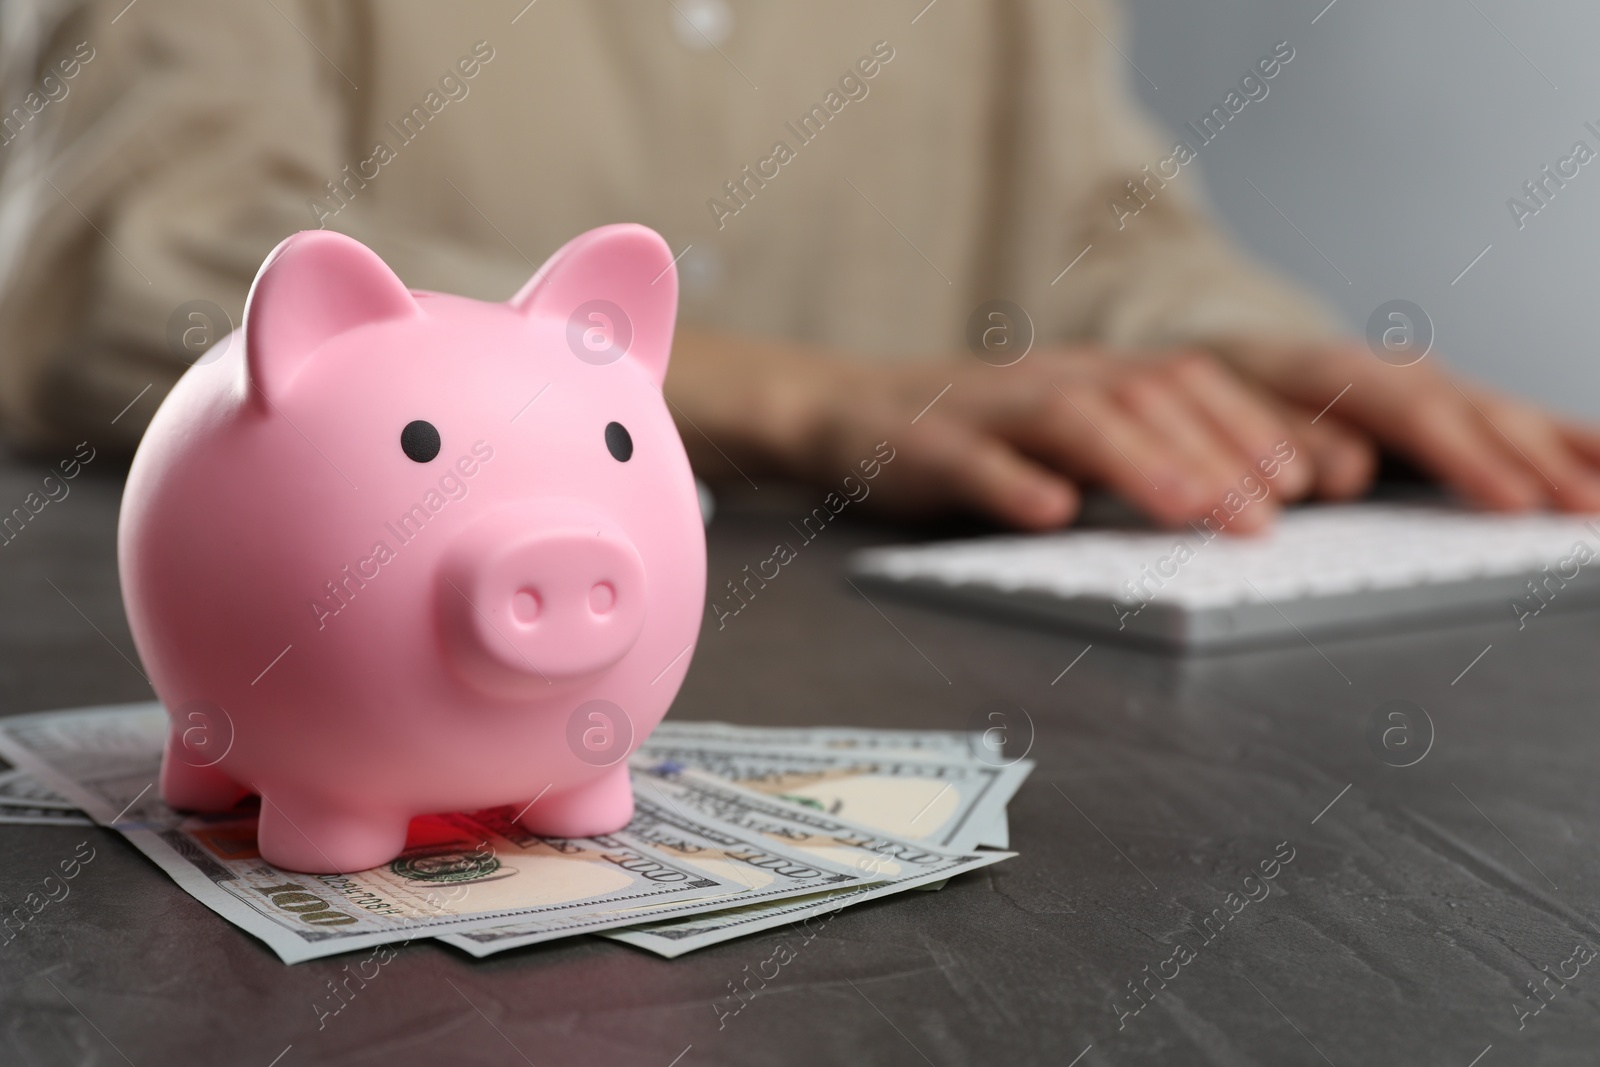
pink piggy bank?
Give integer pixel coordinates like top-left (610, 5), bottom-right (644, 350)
top-left (118, 224), bottom-right (706, 873)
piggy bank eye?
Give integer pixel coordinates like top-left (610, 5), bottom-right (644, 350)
top-left (605, 421), bottom-right (633, 462)
top-left (401, 420), bottom-right (441, 463)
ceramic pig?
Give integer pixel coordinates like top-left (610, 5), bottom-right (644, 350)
top-left (118, 224), bottom-right (706, 873)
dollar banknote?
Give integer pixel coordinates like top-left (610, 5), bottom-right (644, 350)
top-left (436, 776), bottom-right (876, 957)
top-left (0, 757), bottom-right (80, 810)
top-left (632, 737), bottom-right (1032, 853)
top-left (652, 720), bottom-right (984, 756)
top-left (598, 768), bottom-right (1015, 957)
top-left (0, 704), bottom-right (759, 963)
top-left (650, 721), bottom-right (1014, 848)
top-left (0, 800), bottom-right (93, 826)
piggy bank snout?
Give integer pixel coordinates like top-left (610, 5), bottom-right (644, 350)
top-left (439, 512), bottom-right (648, 692)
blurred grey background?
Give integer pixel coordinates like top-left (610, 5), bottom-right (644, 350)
top-left (1123, 0), bottom-right (1599, 417)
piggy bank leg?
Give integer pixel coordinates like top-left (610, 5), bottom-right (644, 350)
top-left (255, 790), bottom-right (410, 874)
top-left (160, 733), bottom-right (248, 812)
top-left (517, 766), bottom-right (634, 839)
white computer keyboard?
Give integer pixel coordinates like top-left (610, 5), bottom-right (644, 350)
top-left (849, 503), bottom-right (1600, 648)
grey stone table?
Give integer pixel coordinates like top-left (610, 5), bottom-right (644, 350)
top-left (2, 448), bottom-right (1598, 1067)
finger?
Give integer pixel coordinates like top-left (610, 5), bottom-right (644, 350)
top-left (1220, 342), bottom-right (1523, 504)
top-left (1283, 412), bottom-right (1377, 500)
top-left (1025, 382), bottom-right (1219, 528)
top-left (1460, 392), bottom-right (1600, 512)
top-left (1340, 380), bottom-right (1543, 510)
top-left (1558, 422), bottom-right (1600, 487)
top-left (901, 416), bottom-right (1079, 529)
top-left (1164, 351), bottom-right (1313, 499)
top-left (1113, 373), bottom-right (1279, 532)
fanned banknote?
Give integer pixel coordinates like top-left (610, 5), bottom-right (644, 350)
top-left (0, 800), bottom-right (93, 826)
top-left (632, 737), bottom-right (1032, 853)
top-left (650, 721), bottom-right (1014, 848)
top-left (598, 768), bottom-right (1014, 957)
top-left (0, 705), bottom-right (754, 963)
top-left (0, 734), bottom-right (104, 824)
top-left (651, 721), bottom-right (983, 756)
top-left (436, 776), bottom-right (876, 956)
top-left (0, 756), bottom-right (81, 811)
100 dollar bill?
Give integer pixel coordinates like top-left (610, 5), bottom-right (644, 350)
top-left (651, 721), bottom-right (984, 757)
top-left (633, 737), bottom-right (1031, 852)
top-left (600, 768), bottom-right (1015, 957)
top-left (0, 756), bottom-right (80, 811)
top-left (649, 722), bottom-right (1015, 848)
top-left (436, 776), bottom-right (875, 957)
top-left (0, 800), bottom-right (93, 826)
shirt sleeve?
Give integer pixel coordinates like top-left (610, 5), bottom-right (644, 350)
top-left (0, 0), bottom-right (525, 453)
top-left (1008, 0), bottom-right (1344, 352)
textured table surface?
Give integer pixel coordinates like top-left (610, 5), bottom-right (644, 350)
top-left (2, 451), bottom-right (1597, 1067)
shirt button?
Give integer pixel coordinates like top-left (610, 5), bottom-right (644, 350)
top-left (679, 245), bottom-right (724, 296)
top-left (671, 0), bottom-right (733, 49)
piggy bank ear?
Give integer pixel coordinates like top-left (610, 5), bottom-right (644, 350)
top-left (510, 224), bottom-right (678, 388)
top-left (244, 230), bottom-right (420, 403)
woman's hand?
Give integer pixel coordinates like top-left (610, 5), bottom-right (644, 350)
top-left (666, 329), bottom-right (1341, 531)
top-left (664, 327), bottom-right (1600, 531)
top-left (1219, 339), bottom-right (1600, 515)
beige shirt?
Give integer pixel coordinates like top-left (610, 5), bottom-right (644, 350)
top-left (0, 0), bottom-right (1338, 452)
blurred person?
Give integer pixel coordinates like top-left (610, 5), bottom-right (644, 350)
top-left (2, 0), bottom-right (1599, 533)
